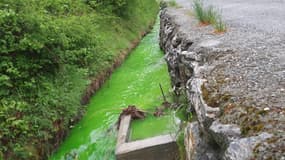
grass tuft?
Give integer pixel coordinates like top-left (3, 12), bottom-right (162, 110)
top-left (213, 15), bottom-right (227, 33)
top-left (193, 0), bottom-right (226, 32)
top-left (206, 6), bottom-right (218, 24)
top-left (193, 0), bottom-right (205, 23)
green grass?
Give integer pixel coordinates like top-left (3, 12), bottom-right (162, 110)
top-left (213, 15), bottom-right (227, 33)
top-left (168, 0), bottom-right (178, 7)
top-left (177, 131), bottom-right (186, 160)
top-left (193, 0), bottom-right (205, 23)
top-left (193, 0), bottom-right (226, 32)
top-left (206, 6), bottom-right (218, 24)
top-left (159, 0), bottom-right (179, 8)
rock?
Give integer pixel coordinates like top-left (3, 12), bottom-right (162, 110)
top-left (223, 132), bottom-right (273, 160)
top-left (198, 40), bottom-right (221, 48)
top-left (184, 122), bottom-right (219, 160)
top-left (209, 120), bottom-right (241, 150)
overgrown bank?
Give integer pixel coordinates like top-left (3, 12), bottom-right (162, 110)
top-left (0, 0), bottom-right (158, 159)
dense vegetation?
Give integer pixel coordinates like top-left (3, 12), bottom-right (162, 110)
top-left (0, 0), bottom-right (158, 159)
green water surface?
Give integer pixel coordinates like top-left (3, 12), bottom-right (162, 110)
top-left (50, 18), bottom-right (175, 160)
top-left (130, 111), bottom-right (179, 141)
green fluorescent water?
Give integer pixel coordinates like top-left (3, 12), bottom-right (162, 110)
top-left (130, 111), bottom-right (178, 141)
top-left (50, 18), bottom-right (173, 160)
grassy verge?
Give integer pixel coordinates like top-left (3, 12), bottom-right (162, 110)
top-left (168, 0), bottom-right (178, 7)
top-left (159, 0), bottom-right (179, 9)
top-left (0, 0), bottom-right (158, 159)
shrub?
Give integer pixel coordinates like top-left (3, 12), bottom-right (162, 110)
top-left (0, 0), bottom-right (102, 96)
top-left (0, 0), bottom-right (158, 159)
top-left (85, 0), bottom-right (128, 16)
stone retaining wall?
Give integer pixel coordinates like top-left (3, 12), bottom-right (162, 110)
top-left (159, 8), bottom-right (282, 160)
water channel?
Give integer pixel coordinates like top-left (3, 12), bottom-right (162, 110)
top-left (50, 17), bottom-right (178, 160)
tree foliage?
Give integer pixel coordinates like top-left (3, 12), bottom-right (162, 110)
top-left (85, 0), bottom-right (128, 16)
top-left (0, 0), bottom-right (158, 159)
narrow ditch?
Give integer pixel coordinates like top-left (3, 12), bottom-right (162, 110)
top-left (49, 16), bottom-right (185, 160)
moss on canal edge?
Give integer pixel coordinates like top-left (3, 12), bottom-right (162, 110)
top-left (201, 77), bottom-right (270, 137)
top-left (200, 73), bottom-right (285, 158)
top-left (201, 78), bottom-right (266, 137)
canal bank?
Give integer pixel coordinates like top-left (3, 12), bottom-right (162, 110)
top-left (50, 17), bottom-right (177, 160)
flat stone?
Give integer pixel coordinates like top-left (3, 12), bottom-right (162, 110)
top-left (224, 132), bottom-right (273, 160)
top-left (117, 115), bottom-right (132, 147)
top-left (198, 40), bottom-right (221, 48)
top-left (116, 135), bottom-right (178, 160)
top-left (116, 115), bottom-right (178, 160)
top-left (209, 120), bottom-right (241, 149)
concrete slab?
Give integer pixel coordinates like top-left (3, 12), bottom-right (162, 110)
top-left (116, 116), bottom-right (178, 160)
top-left (116, 135), bottom-right (178, 160)
top-left (116, 115), bottom-right (131, 147)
